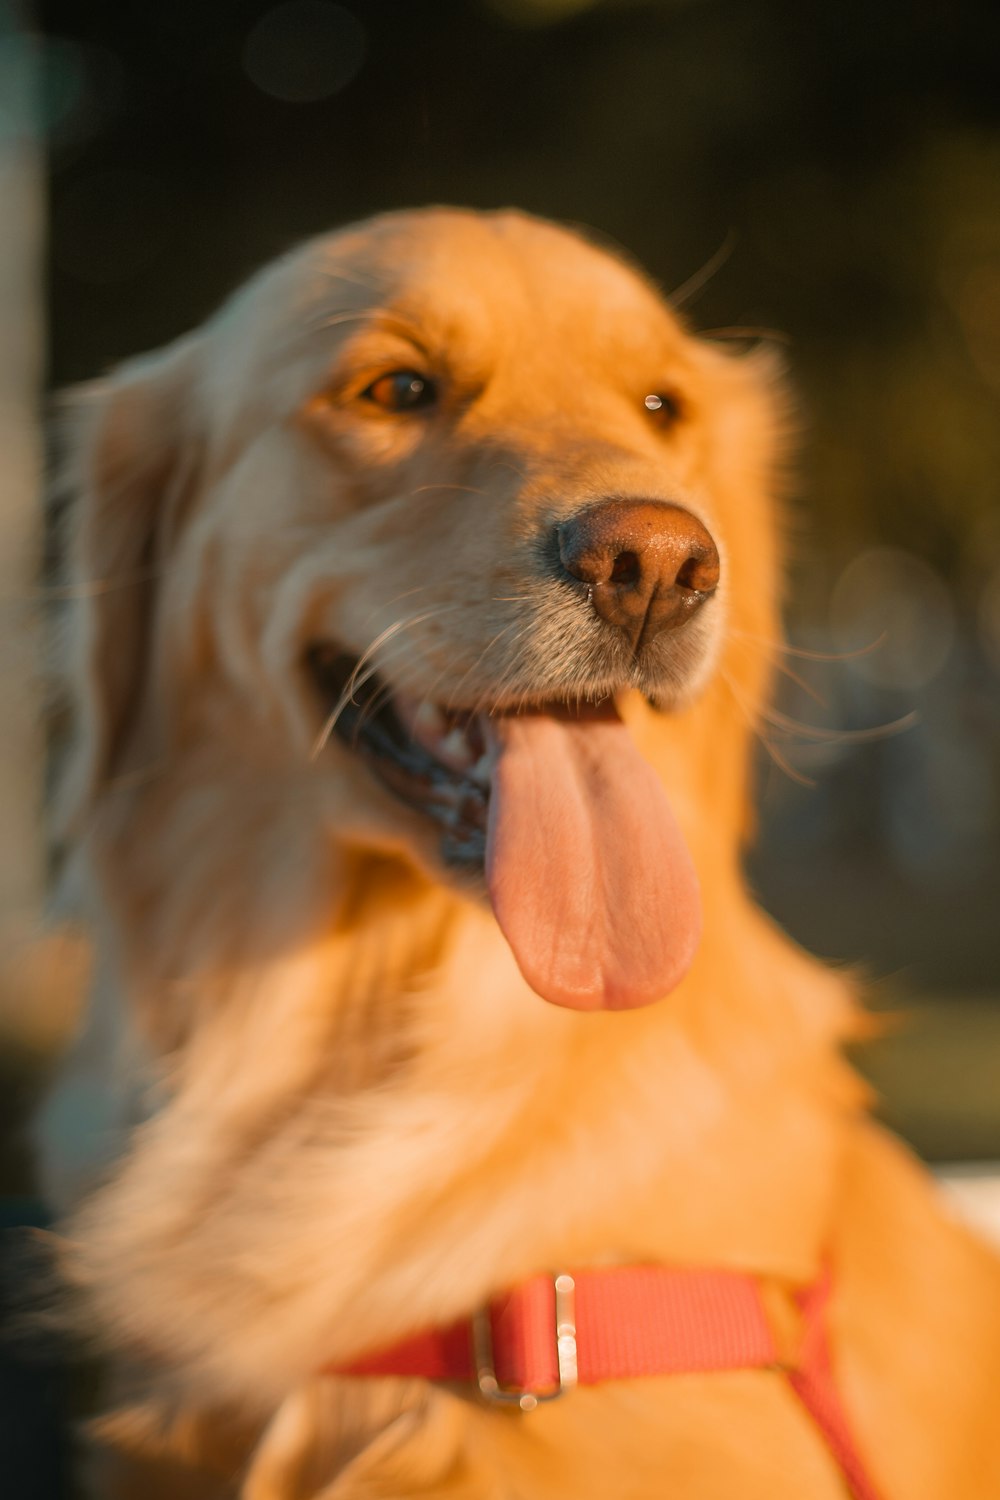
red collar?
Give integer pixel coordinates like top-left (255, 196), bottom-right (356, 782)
top-left (325, 1264), bottom-right (882, 1500)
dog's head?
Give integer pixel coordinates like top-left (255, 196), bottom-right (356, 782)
top-left (58, 208), bottom-right (786, 1017)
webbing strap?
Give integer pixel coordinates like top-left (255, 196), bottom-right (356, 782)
top-left (788, 1271), bottom-right (884, 1500)
top-left (327, 1264), bottom-right (882, 1500)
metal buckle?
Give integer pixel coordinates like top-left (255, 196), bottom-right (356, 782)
top-left (472, 1273), bottom-right (578, 1411)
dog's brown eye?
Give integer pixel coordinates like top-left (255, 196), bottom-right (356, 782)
top-left (644, 392), bottom-right (683, 427)
top-left (363, 370), bottom-right (436, 412)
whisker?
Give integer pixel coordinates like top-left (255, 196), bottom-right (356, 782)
top-left (353, 680), bottom-right (396, 738)
top-left (760, 705), bottom-right (919, 746)
top-left (769, 659), bottom-right (827, 708)
top-left (4, 566), bottom-right (165, 604)
top-left (315, 266), bottom-right (383, 293)
top-left (357, 583), bottom-right (439, 628)
top-left (409, 483), bottom-right (487, 498)
top-left (480, 457), bottom-right (530, 485)
top-left (758, 738), bottom-right (817, 789)
top-left (311, 662), bottom-right (380, 760)
top-left (699, 326), bottom-right (792, 346)
top-left (719, 668), bottom-right (816, 788)
top-left (668, 231), bottom-right (737, 309)
top-left (475, 624), bottom-right (538, 715)
top-left (727, 632), bottom-right (828, 708)
top-left (309, 608), bottom-right (451, 759)
top-left (452, 621), bottom-right (531, 719)
top-left (442, 619), bottom-right (528, 716)
top-left (729, 627), bottom-right (889, 664)
top-left (306, 309), bottom-right (375, 333)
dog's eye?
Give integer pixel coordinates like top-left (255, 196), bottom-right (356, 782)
top-left (362, 370), bottom-right (437, 412)
top-left (644, 391), bottom-right (683, 427)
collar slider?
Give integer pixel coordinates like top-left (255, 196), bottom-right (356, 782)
top-left (472, 1272), bottom-right (578, 1411)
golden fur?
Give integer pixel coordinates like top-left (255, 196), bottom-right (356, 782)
top-left (45, 208), bottom-right (1000, 1497)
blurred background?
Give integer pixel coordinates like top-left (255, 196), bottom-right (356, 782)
top-left (0, 1), bottom-right (998, 1488)
top-left (2, 0), bottom-right (1000, 1177)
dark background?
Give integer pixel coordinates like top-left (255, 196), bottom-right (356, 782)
top-left (34, 0), bottom-right (1000, 1153)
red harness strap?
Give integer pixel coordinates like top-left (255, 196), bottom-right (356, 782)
top-left (327, 1265), bottom-right (882, 1500)
top-left (787, 1271), bottom-right (882, 1500)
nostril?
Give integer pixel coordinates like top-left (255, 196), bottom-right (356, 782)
top-left (609, 550), bottom-right (640, 585)
top-left (675, 544), bottom-right (720, 595)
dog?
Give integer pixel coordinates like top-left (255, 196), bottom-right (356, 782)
top-left (42, 206), bottom-right (1000, 1498)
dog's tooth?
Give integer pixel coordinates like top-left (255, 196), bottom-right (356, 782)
top-left (439, 727), bottom-right (475, 769)
top-left (470, 752), bottom-right (493, 786)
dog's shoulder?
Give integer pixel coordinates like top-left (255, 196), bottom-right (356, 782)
top-left (833, 1120), bottom-right (1000, 1498)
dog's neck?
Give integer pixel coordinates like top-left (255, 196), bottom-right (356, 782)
top-left (68, 797), bottom-right (862, 1407)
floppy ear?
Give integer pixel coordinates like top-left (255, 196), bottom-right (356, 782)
top-left (54, 336), bottom-right (202, 830)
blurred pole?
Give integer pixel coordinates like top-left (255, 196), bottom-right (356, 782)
top-left (0, 1), bottom-right (86, 1159)
top-left (0, 11), bottom-right (88, 1083)
top-left (0, 18), bottom-right (74, 1500)
top-left (0, 6), bottom-right (44, 956)
top-left (0, 27), bottom-right (74, 1500)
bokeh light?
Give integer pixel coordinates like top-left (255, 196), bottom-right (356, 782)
top-left (0, 32), bottom-right (124, 149)
top-left (242, 2), bottom-right (367, 104)
top-left (830, 547), bottom-right (957, 692)
top-left (0, 33), bottom-right (38, 142)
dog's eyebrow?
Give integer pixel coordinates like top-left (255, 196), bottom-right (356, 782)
top-left (315, 263), bottom-right (385, 294)
top-left (301, 303), bottom-right (433, 359)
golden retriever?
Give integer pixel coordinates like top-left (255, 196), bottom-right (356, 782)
top-left (44, 207), bottom-right (1000, 1498)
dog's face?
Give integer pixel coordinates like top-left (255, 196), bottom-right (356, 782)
top-left (63, 208), bottom-right (785, 1019)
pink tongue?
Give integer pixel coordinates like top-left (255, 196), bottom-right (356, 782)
top-left (485, 710), bottom-right (701, 1010)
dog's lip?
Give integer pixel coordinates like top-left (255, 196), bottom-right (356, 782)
top-left (305, 645), bottom-right (492, 863)
top-left (306, 644), bottom-right (622, 738)
top-left (393, 688), bottom-right (620, 770)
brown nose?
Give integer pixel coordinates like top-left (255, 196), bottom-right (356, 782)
top-left (556, 499), bottom-right (720, 652)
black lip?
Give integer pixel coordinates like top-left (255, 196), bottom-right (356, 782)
top-left (306, 646), bottom-right (488, 867)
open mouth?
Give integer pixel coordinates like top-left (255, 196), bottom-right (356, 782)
top-left (306, 644), bottom-right (503, 867)
top-left (305, 645), bottom-right (637, 869)
top-left (306, 641), bottom-right (702, 1013)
